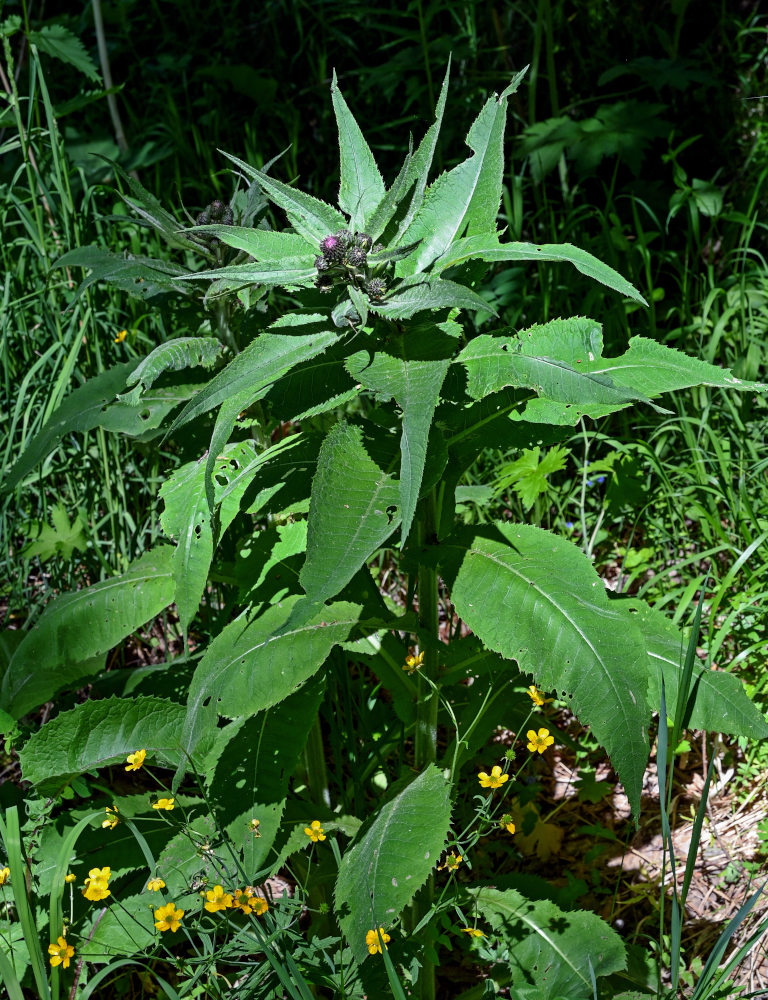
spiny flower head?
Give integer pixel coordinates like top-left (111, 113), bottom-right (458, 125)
top-left (526, 728), bottom-right (555, 754)
top-left (345, 246), bottom-right (367, 268)
top-left (319, 234), bottom-right (345, 263)
top-left (334, 228), bottom-right (354, 246)
top-left (366, 277), bottom-right (387, 299)
top-left (154, 901), bottom-right (184, 932)
top-left (101, 805), bottom-right (119, 830)
top-left (314, 254), bottom-right (332, 271)
top-left (125, 748), bottom-right (146, 771)
top-left (304, 820), bottom-right (326, 842)
top-left (83, 866), bottom-right (111, 901)
top-left (355, 232), bottom-right (373, 251)
top-left (48, 935), bottom-right (74, 969)
top-left (366, 926), bottom-right (391, 955)
top-left (478, 765), bottom-right (509, 789)
top-left (203, 884), bottom-right (233, 913)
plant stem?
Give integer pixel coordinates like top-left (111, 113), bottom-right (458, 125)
top-left (305, 715), bottom-right (331, 809)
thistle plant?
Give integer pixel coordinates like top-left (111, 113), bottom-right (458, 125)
top-left (3, 63), bottom-right (768, 999)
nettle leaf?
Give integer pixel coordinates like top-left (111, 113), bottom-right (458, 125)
top-left (620, 599), bottom-right (768, 739)
top-left (434, 235), bottom-right (647, 304)
top-left (18, 696), bottom-right (189, 793)
top-left (335, 763), bottom-right (452, 964)
top-left (205, 677), bottom-right (325, 877)
top-left (373, 277), bottom-right (496, 320)
top-left (220, 149), bottom-right (347, 243)
top-left (332, 71), bottom-right (386, 230)
top-left (168, 314), bottom-right (338, 433)
top-left (30, 24), bottom-right (100, 82)
top-left (179, 596), bottom-right (362, 777)
top-left (119, 337), bottom-right (224, 404)
top-left (397, 72), bottom-right (525, 276)
top-left (472, 887), bottom-right (626, 1000)
top-left (346, 325), bottom-right (455, 541)
top-left (300, 423), bottom-right (400, 605)
top-left (187, 225), bottom-right (313, 262)
top-left (447, 524), bottom-right (650, 814)
top-left (2, 548), bottom-right (175, 720)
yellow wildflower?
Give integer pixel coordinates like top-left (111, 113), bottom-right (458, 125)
top-left (249, 818), bottom-right (261, 836)
top-left (146, 878), bottom-right (165, 892)
top-left (366, 927), bottom-right (391, 955)
top-left (114, 329), bottom-right (127, 343)
top-left (252, 896), bottom-right (268, 916)
top-left (438, 852), bottom-right (463, 872)
top-left (83, 866), bottom-right (111, 902)
top-left (403, 650), bottom-right (424, 674)
top-left (154, 901), bottom-right (184, 932)
top-left (461, 927), bottom-right (485, 938)
top-left (304, 820), bottom-right (326, 842)
top-left (101, 805), bottom-right (119, 830)
top-left (0, 867), bottom-right (9, 885)
top-left (203, 884), bottom-right (233, 913)
top-left (232, 886), bottom-right (268, 916)
top-left (152, 797), bottom-right (175, 811)
top-left (48, 936), bottom-right (75, 969)
top-left (526, 685), bottom-right (553, 707)
top-left (526, 728), bottom-right (555, 754)
top-left (125, 749), bottom-right (146, 771)
top-left (478, 765), bottom-right (509, 789)
top-left (65, 873), bottom-right (76, 883)
top-left (499, 814), bottom-right (516, 835)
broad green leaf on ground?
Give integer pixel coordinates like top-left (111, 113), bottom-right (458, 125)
top-left (472, 887), bottom-right (626, 1000)
top-left (187, 226), bottom-right (312, 261)
top-left (21, 503), bottom-right (86, 560)
top-left (205, 677), bottom-right (325, 876)
top-left (346, 325), bottom-right (454, 541)
top-left (434, 235), bottom-right (647, 304)
top-left (159, 460), bottom-right (215, 636)
top-left (448, 523), bottom-right (650, 814)
top-left (397, 73), bottom-right (525, 276)
top-left (220, 150), bottom-right (347, 243)
top-left (335, 764), bottom-right (452, 964)
top-left (18, 696), bottom-right (189, 793)
top-left (300, 423), bottom-right (400, 604)
top-left (372, 277), bottom-right (496, 319)
top-left (79, 893), bottom-right (155, 960)
top-left (53, 245), bottom-right (192, 305)
top-left (119, 337), bottom-right (224, 404)
top-left (332, 71), bottom-right (386, 230)
top-left (2, 548), bottom-right (175, 720)
top-left (618, 598), bottom-right (768, 738)
top-left (179, 596), bottom-right (361, 777)
top-left (167, 314), bottom-right (338, 433)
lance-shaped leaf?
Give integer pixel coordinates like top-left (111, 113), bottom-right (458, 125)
top-left (53, 245), bottom-right (192, 306)
top-left (332, 70), bottom-right (386, 231)
top-left (372, 276), bottom-right (496, 320)
top-left (346, 326), bottom-right (454, 542)
top-left (186, 225), bottom-right (314, 261)
top-left (619, 598), bottom-right (768, 738)
top-left (1, 548), bottom-right (175, 720)
top-left (220, 149), bottom-right (347, 243)
top-left (433, 235), bottom-right (647, 304)
top-left (335, 764), bottom-right (452, 964)
top-left (471, 887), bottom-right (626, 999)
top-left (18, 696), bottom-right (189, 794)
top-left (397, 72), bottom-right (525, 276)
top-left (119, 337), bottom-right (224, 404)
top-left (300, 423), bottom-right (400, 604)
top-left (175, 258), bottom-right (316, 289)
top-left (179, 596), bottom-right (361, 776)
top-left (167, 315), bottom-right (338, 434)
top-left (448, 523), bottom-right (650, 814)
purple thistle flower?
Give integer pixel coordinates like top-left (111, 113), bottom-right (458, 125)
top-left (319, 234), bottom-right (345, 264)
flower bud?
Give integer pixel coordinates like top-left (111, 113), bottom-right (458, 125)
top-left (314, 255), bottom-right (332, 271)
top-left (366, 278), bottom-right (387, 299)
top-left (335, 229), bottom-right (354, 246)
top-left (355, 232), bottom-right (373, 251)
top-left (319, 235), bottom-right (345, 264)
top-left (346, 246), bottom-right (367, 268)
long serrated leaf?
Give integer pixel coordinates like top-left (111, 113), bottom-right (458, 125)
top-left (334, 764), bottom-right (452, 964)
top-left (166, 316), bottom-right (338, 434)
top-left (53, 245), bottom-right (192, 305)
top-left (120, 337), bottom-right (224, 404)
top-left (17, 696), bottom-right (189, 793)
top-left (300, 423), bottom-right (400, 604)
top-left (371, 277), bottom-right (496, 320)
top-left (332, 71), bottom-right (386, 230)
top-left (187, 225), bottom-right (314, 261)
top-left (448, 524), bottom-right (650, 814)
top-left (1, 548), bottom-right (175, 719)
top-left (434, 235), bottom-right (647, 304)
top-left (175, 258), bottom-right (316, 287)
top-left (219, 149), bottom-right (347, 242)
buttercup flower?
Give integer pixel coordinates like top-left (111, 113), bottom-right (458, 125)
top-left (101, 806), bottom-right (119, 830)
top-left (249, 818), bottom-right (261, 836)
top-left (499, 814), bottom-right (516, 835)
top-left (438, 852), bottom-right (463, 872)
top-left (304, 820), bottom-right (326, 842)
top-left (154, 901), bottom-right (184, 932)
top-left (83, 866), bottom-right (111, 902)
top-left (65, 873), bottom-right (76, 883)
top-left (48, 935), bottom-right (75, 969)
top-left (152, 797), bottom-right (175, 811)
top-left (146, 878), bottom-right (165, 892)
top-left (232, 886), bottom-right (268, 916)
top-left (251, 896), bottom-right (268, 916)
top-left (526, 728), bottom-right (555, 754)
top-left (402, 650), bottom-right (424, 674)
top-left (478, 765), bottom-right (509, 789)
top-left (461, 927), bottom-right (485, 938)
top-left (204, 884), bottom-right (233, 913)
top-left (526, 685), bottom-right (553, 707)
top-left (125, 749), bottom-right (146, 771)
top-left (0, 867), bottom-right (9, 885)
top-left (366, 927), bottom-right (391, 955)
top-left (114, 329), bottom-right (127, 343)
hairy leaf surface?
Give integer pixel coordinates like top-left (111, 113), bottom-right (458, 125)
top-left (332, 72), bottom-right (386, 230)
